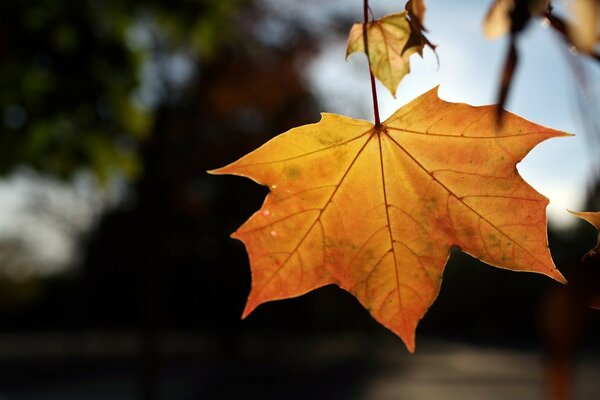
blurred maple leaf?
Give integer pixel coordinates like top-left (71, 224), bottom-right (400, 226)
top-left (568, 210), bottom-right (600, 309)
top-left (482, 0), bottom-right (549, 39)
top-left (570, 211), bottom-right (600, 261)
top-left (568, 0), bottom-right (600, 54)
top-left (484, 0), bottom-right (599, 54)
top-left (211, 87), bottom-right (567, 352)
top-left (483, 0), bottom-right (600, 112)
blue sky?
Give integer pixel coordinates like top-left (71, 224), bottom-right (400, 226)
top-left (306, 0), bottom-right (598, 228)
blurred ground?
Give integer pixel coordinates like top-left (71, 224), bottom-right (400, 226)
top-left (0, 333), bottom-right (598, 400)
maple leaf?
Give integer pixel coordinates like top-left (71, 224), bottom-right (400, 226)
top-left (483, 0), bottom-right (599, 55)
top-left (210, 87), bottom-right (567, 352)
top-left (404, 0), bottom-right (437, 58)
top-left (346, 12), bottom-right (420, 97)
top-left (482, 0), bottom-right (549, 39)
top-left (569, 210), bottom-right (600, 261)
top-left (568, 0), bottom-right (600, 54)
top-left (483, 0), bottom-right (551, 111)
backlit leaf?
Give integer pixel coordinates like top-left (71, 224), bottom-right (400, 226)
top-left (346, 12), bottom-right (418, 97)
top-left (569, 0), bottom-right (600, 54)
top-left (211, 87), bottom-right (567, 352)
top-left (483, 0), bottom-right (549, 39)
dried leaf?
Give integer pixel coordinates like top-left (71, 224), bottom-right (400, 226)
top-left (483, 0), bottom-right (550, 39)
top-left (569, 210), bottom-right (600, 260)
top-left (406, 0), bottom-right (426, 24)
top-left (211, 87), bottom-right (567, 352)
top-left (404, 0), bottom-right (437, 58)
top-left (569, 0), bottom-right (600, 54)
top-left (346, 12), bottom-right (418, 97)
top-left (484, 0), bottom-right (549, 114)
top-left (483, 0), bottom-right (514, 39)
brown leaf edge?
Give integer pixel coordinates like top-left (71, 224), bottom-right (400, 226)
top-left (403, 0), bottom-right (438, 62)
top-left (569, 210), bottom-right (600, 262)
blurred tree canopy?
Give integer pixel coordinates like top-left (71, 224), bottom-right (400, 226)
top-left (0, 0), bottom-right (331, 327)
top-left (0, 0), bottom-right (242, 182)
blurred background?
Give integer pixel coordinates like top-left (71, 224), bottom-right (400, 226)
top-left (0, 0), bottom-right (599, 398)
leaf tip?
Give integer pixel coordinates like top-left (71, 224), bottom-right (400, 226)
top-left (241, 298), bottom-right (259, 319)
top-left (543, 265), bottom-right (567, 284)
top-left (568, 209), bottom-right (599, 226)
top-left (392, 324), bottom-right (417, 353)
top-left (555, 271), bottom-right (568, 285)
top-left (424, 84), bottom-right (442, 99)
top-left (207, 165), bottom-right (233, 175)
top-left (240, 307), bottom-right (251, 320)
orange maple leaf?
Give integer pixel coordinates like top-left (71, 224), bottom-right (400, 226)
top-left (210, 87), bottom-right (567, 352)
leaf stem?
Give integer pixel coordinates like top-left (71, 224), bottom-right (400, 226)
top-left (363, 0), bottom-right (381, 127)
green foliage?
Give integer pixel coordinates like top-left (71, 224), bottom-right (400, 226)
top-left (0, 0), bottom-right (241, 182)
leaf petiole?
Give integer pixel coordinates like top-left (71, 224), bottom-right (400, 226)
top-left (363, 0), bottom-right (381, 127)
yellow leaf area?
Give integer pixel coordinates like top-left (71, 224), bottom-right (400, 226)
top-left (346, 12), bottom-right (420, 97)
top-left (211, 87), bottom-right (567, 352)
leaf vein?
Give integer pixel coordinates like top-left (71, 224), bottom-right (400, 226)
top-left (385, 133), bottom-right (548, 268)
top-left (248, 135), bottom-right (373, 299)
top-left (386, 127), bottom-right (555, 139)
top-left (271, 184), bottom-right (337, 204)
top-left (365, 249), bottom-right (393, 303)
top-left (377, 133), bottom-right (408, 334)
top-left (237, 133), bottom-right (369, 168)
top-left (392, 239), bottom-right (435, 286)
